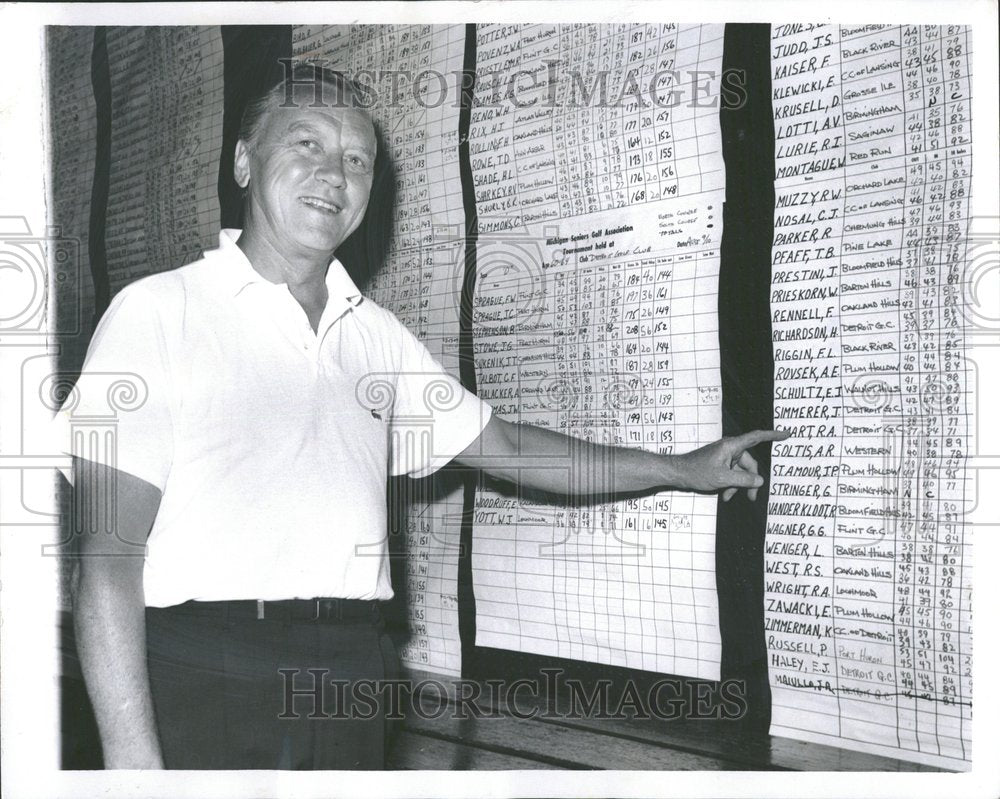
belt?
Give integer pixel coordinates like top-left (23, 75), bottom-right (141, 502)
top-left (164, 597), bottom-right (383, 624)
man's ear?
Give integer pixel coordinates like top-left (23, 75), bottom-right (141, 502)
top-left (233, 139), bottom-right (251, 189)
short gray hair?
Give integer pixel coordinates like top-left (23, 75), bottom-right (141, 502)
top-left (238, 62), bottom-right (369, 151)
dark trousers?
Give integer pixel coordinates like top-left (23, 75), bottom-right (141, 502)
top-left (145, 600), bottom-right (398, 770)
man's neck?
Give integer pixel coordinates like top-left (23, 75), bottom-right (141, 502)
top-left (236, 229), bottom-right (331, 332)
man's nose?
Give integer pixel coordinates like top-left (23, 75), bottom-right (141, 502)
top-left (315, 155), bottom-right (346, 187)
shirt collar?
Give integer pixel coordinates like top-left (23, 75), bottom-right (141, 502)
top-left (208, 229), bottom-right (365, 312)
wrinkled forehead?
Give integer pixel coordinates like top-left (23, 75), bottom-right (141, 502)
top-left (280, 77), bottom-right (365, 113)
top-left (262, 85), bottom-right (376, 146)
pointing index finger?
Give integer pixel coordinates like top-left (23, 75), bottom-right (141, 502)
top-left (730, 429), bottom-right (791, 452)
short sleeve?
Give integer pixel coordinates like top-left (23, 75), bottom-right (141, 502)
top-left (387, 321), bottom-right (492, 479)
top-left (53, 283), bottom-right (175, 490)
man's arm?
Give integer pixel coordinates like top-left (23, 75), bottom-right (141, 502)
top-left (454, 416), bottom-right (789, 501)
top-left (70, 458), bottom-right (164, 769)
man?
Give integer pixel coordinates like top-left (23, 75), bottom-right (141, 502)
top-left (64, 65), bottom-right (786, 770)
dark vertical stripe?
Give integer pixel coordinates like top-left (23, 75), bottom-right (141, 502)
top-left (218, 26), bottom-right (293, 228)
top-left (457, 26), bottom-right (480, 396)
top-left (456, 22), bottom-right (480, 675)
top-left (716, 22), bottom-right (776, 730)
top-left (62, 30), bottom-right (113, 769)
top-left (88, 26), bottom-right (112, 321)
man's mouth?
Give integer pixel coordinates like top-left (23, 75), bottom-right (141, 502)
top-left (300, 196), bottom-right (342, 215)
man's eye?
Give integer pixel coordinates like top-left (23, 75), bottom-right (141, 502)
top-left (347, 155), bottom-right (371, 170)
top-left (297, 139), bottom-right (319, 149)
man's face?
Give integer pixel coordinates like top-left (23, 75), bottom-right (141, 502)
top-left (235, 95), bottom-right (377, 259)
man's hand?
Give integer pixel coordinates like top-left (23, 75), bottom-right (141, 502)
top-left (672, 429), bottom-right (791, 502)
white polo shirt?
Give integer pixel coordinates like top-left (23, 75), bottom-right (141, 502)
top-left (57, 230), bottom-right (492, 607)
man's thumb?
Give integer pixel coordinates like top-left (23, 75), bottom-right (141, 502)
top-left (730, 471), bottom-right (763, 488)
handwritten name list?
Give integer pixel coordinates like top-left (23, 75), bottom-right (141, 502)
top-left (766, 23), bottom-right (973, 770)
top-left (104, 27), bottom-right (225, 291)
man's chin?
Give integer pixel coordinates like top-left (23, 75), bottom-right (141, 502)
top-left (293, 226), bottom-right (347, 257)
